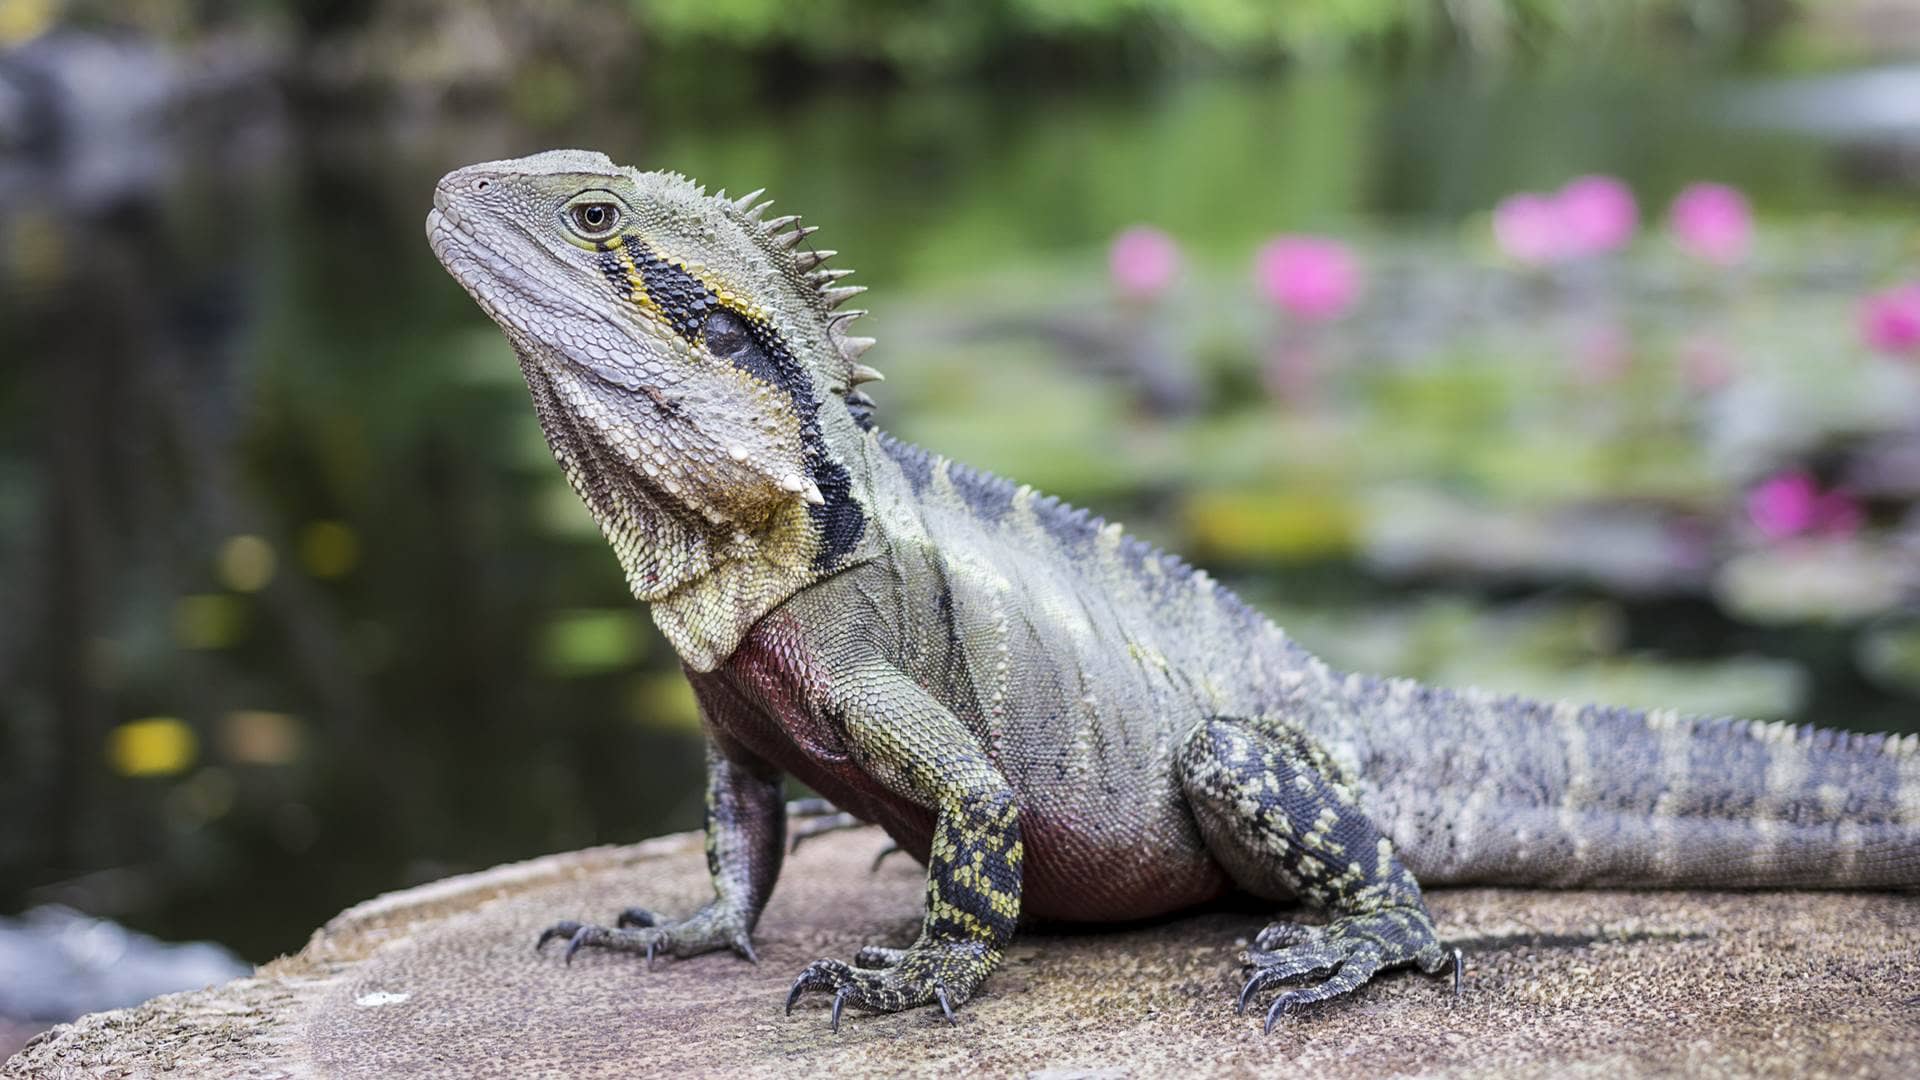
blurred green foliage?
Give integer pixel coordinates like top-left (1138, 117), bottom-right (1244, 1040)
top-left (632, 0), bottom-right (1786, 76)
top-left (54, 0), bottom-right (1794, 80)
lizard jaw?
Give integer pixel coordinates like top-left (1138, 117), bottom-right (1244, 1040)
top-left (427, 201), bottom-right (672, 400)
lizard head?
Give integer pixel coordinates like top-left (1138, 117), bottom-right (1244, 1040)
top-left (426, 149), bottom-right (876, 606)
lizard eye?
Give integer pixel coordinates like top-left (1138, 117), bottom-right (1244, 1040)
top-left (568, 202), bottom-right (621, 238)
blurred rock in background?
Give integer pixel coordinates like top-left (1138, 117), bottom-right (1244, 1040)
top-left (0, 906), bottom-right (248, 1058)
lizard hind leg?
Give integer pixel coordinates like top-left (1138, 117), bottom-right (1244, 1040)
top-left (1176, 716), bottom-right (1454, 1031)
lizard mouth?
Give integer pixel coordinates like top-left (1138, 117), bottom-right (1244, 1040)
top-left (425, 201), bottom-right (538, 314)
top-left (425, 200), bottom-right (670, 398)
top-left (428, 205), bottom-right (509, 302)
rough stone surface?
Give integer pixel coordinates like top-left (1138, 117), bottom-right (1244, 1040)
top-left (6, 828), bottom-right (1919, 1078)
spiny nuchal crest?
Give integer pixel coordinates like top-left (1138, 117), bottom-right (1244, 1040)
top-left (426, 150), bottom-right (882, 611)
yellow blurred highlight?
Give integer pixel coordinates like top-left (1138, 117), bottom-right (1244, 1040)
top-left (537, 609), bottom-right (648, 676)
top-left (108, 717), bottom-right (198, 778)
top-left (218, 710), bottom-right (304, 766)
top-left (173, 593), bottom-right (247, 649)
top-left (217, 534), bottom-right (276, 592)
top-left (1181, 490), bottom-right (1357, 561)
top-left (299, 521), bottom-right (359, 579)
top-left (0, 0), bottom-right (55, 47)
top-left (629, 674), bottom-right (701, 733)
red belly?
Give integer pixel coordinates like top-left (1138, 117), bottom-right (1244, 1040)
top-left (693, 613), bottom-right (1229, 923)
top-left (1018, 809), bottom-right (1230, 921)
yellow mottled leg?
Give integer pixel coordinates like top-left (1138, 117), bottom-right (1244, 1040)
top-left (777, 650), bottom-right (1028, 1030)
top-left (1178, 716), bottom-right (1457, 1032)
top-left (785, 785), bottom-right (1022, 1029)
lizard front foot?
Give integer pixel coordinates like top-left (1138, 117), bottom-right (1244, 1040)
top-left (534, 903), bottom-right (757, 968)
top-left (1236, 908), bottom-right (1454, 1033)
top-left (783, 940), bottom-right (990, 1031)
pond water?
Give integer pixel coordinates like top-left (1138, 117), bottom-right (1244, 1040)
top-left (2, 66), bottom-right (1917, 963)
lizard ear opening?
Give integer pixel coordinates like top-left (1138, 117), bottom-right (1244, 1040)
top-left (698, 308), bottom-right (793, 396)
top-left (700, 310), bottom-right (754, 358)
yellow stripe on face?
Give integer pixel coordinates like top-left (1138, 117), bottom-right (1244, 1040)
top-left (630, 238), bottom-right (774, 328)
top-left (610, 238), bottom-right (667, 323)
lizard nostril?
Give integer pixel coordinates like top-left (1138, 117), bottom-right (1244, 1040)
top-left (471, 177), bottom-right (492, 194)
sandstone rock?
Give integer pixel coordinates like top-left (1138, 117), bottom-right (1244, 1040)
top-left (6, 828), bottom-right (1918, 1078)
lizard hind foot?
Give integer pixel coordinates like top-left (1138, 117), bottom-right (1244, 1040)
top-left (1236, 909), bottom-right (1451, 1034)
top-left (533, 904), bottom-right (758, 969)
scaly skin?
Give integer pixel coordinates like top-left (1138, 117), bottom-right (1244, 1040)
top-left (426, 150), bottom-right (1920, 1033)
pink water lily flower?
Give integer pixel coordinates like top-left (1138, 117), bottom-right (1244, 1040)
top-left (1491, 192), bottom-right (1567, 265)
top-left (1746, 471), bottom-right (1863, 540)
top-left (1669, 183), bottom-right (1753, 265)
top-left (1492, 176), bottom-right (1639, 265)
top-left (1108, 226), bottom-right (1181, 300)
top-left (1859, 282), bottom-right (1920, 357)
top-left (1254, 236), bottom-right (1362, 322)
top-left (1557, 175), bottom-right (1638, 255)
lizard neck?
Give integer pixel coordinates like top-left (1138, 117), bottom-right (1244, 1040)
top-left (648, 500), bottom-right (871, 671)
top-left (514, 351), bottom-right (853, 670)
top-left (634, 401), bottom-right (885, 672)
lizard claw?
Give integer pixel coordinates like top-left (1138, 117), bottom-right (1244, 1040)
top-left (1259, 965), bottom-right (1381, 1035)
top-left (830, 986), bottom-right (853, 1033)
top-left (1237, 943), bottom-right (1341, 1013)
top-left (564, 925), bottom-right (595, 965)
top-left (1233, 907), bottom-right (1449, 1032)
top-left (1264, 992), bottom-right (1301, 1035)
top-left (783, 947), bottom-right (984, 1029)
top-left (534, 907), bottom-right (757, 970)
top-left (1236, 971), bottom-right (1264, 1015)
top-left (535, 920), bottom-right (582, 953)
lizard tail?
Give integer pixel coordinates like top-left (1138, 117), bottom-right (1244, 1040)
top-left (1343, 675), bottom-right (1920, 889)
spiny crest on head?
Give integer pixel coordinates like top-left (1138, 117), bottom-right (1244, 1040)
top-left (710, 184), bottom-right (886, 423)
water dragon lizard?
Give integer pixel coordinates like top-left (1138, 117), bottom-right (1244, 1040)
top-left (425, 149), bottom-right (1920, 1034)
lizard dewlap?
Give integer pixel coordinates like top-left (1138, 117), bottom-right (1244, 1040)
top-left (426, 150), bottom-right (1920, 1034)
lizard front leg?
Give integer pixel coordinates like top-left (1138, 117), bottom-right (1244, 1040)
top-left (537, 734), bottom-right (783, 966)
top-left (784, 664), bottom-right (1022, 1031)
top-left (1178, 716), bottom-right (1457, 1032)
